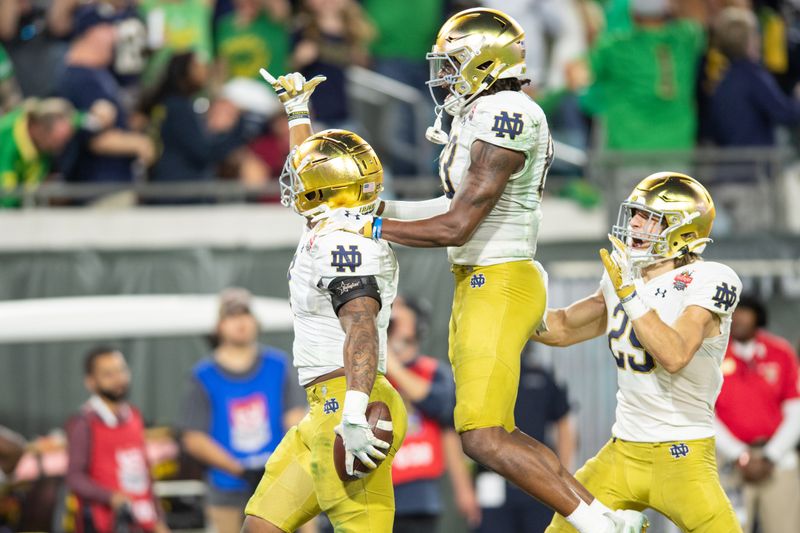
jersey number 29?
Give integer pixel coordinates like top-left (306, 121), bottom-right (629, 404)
top-left (607, 303), bottom-right (656, 373)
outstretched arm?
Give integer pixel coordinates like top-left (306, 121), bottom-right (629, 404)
top-left (533, 288), bottom-right (607, 347)
top-left (380, 140), bottom-right (524, 247)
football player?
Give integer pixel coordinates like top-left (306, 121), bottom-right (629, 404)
top-left (534, 173), bottom-right (744, 532)
top-left (241, 72), bottom-right (407, 532)
top-left (317, 7), bottom-right (647, 533)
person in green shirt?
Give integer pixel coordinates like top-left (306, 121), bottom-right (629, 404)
top-left (0, 98), bottom-right (77, 207)
top-left (577, 0), bottom-right (707, 150)
top-left (215, 0), bottom-right (290, 80)
top-left (362, 0), bottom-right (446, 174)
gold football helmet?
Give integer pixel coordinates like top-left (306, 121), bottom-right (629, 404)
top-left (612, 172), bottom-right (716, 266)
top-left (279, 129), bottom-right (383, 217)
top-left (427, 7), bottom-right (526, 117)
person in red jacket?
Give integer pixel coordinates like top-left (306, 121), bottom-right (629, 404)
top-left (65, 346), bottom-right (169, 533)
top-left (715, 295), bottom-right (800, 533)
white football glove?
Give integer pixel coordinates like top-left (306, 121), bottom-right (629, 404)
top-left (604, 509), bottom-right (649, 533)
top-left (333, 416), bottom-right (390, 478)
top-left (312, 206), bottom-right (374, 238)
top-left (333, 390), bottom-right (390, 478)
top-left (259, 69), bottom-right (326, 125)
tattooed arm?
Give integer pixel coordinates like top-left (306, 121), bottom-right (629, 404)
top-left (338, 296), bottom-right (381, 395)
top-left (380, 139), bottom-right (524, 247)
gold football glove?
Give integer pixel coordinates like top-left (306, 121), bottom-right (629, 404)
top-left (599, 235), bottom-right (636, 302)
top-left (259, 69), bottom-right (326, 125)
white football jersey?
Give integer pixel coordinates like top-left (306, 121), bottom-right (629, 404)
top-left (288, 225), bottom-right (398, 386)
top-left (600, 261), bottom-right (742, 442)
top-left (440, 90), bottom-right (553, 266)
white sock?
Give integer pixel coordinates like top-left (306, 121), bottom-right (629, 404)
top-left (590, 497), bottom-right (613, 517)
top-left (566, 500), bottom-right (603, 533)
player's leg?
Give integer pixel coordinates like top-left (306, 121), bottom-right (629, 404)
top-left (243, 415), bottom-right (322, 532)
top-left (461, 426), bottom-right (582, 513)
top-left (450, 261), bottom-right (587, 515)
top-left (650, 438), bottom-right (742, 533)
top-left (545, 440), bottom-right (647, 533)
top-left (309, 375), bottom-right (408, 533)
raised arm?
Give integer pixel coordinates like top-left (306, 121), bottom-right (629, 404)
top-left (628, 305), bottom-right (719, 373)
top-left (259, 70), bottom-right (324, 149)
top-left (379, 139), bottom-right (524, 247)
top-left (600, 236), bottom-right (729, 374)
top-left (533, 288), bottom-right (608, 347)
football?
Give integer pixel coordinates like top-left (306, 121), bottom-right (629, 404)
top-left (333, 401), bottom-right (394, 481)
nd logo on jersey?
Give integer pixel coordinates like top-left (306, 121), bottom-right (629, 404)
top-left (331, 245), bottom-right (362, 273)
top-left (491, 111), bottom-right (524, 140)
top-left (712, 282), bottom-right (738, 311)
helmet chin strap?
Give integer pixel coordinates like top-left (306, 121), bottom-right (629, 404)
top-left (426, 79), bottom-right (492, 145)
top-left (426, 106), bottom-right (449, 145)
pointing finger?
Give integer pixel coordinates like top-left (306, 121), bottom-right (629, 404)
top-left (259, 68), bottom-right (277, 85)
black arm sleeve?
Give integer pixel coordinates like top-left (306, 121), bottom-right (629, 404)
top-left (325, 276), bottom-right (382, 315)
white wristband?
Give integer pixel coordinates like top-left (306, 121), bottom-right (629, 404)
top-left (622, 291), bottom-right (649, 321)
top-left (287, 117), bottom-right (311, 128)
top-left (343, 390), bottom-right (369, 422)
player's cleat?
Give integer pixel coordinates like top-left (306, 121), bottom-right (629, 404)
top-left (604, 510), bottom-right (649, 533)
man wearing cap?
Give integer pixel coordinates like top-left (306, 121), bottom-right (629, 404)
top-left (55, 4), bottom-right (155, 185)
top-left (180, 288), bottom-right (306, 533)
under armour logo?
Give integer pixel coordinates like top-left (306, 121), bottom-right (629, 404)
top-left (491, 111), bottom-right (524, 140)
top-left (343, 210), bottom-right (361, 221)
top-left (712, 282), bottom-right (738, 311)
top-left (330, 245), bottom-right (362, 273)
top-left (470, 273), bottom-right (486, 288)
top-left (323, 398), bottom-right (339, 414)
top-left (669, 443), bottom-right (690, 459)
top-left (655, 288), bottom-right (667, 298)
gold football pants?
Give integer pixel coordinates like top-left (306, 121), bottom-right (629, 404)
top-left (546, 437), bottom-right (741, 532)
top-left (244, 374), bottom-right (407, 533)
top-left (449, 260), bottom-right (546, 433)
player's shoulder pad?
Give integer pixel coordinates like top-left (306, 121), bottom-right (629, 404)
top-left (684, 261), bottom-right (742, 317)
top-left (467, 91), bottom-right (544, 150)
top-left (311, 229), bottom-right (383, 279)
top-left (691, 261), bottom-right (741, 287)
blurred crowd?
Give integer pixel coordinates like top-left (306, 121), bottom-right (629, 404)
top-left (3, 0), bottom-right (800, 205)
